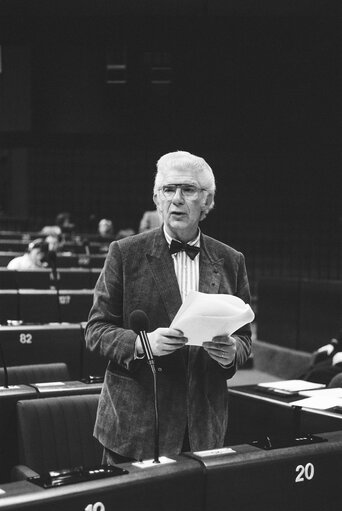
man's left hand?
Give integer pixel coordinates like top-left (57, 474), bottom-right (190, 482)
top-left (202, 335), bottom-right (236, 367)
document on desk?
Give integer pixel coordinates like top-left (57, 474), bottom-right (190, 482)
top-left (170, 291), bottom-right (255, 346)
top-left (257, 380), bottom-right (326, 392)
top-left (290, 394), bottom-right (342, 410)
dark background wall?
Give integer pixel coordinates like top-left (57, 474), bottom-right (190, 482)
top-left (0, 1), bottom-right (340, 286)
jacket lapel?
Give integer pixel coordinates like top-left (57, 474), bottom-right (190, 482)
top-left (146, 229), bottom-right (182, 323)
top-left (199, 234), bottom-right (224, 294)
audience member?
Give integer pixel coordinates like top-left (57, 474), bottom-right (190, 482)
top-left (98, 218), bottom-right (115, 240)
top-left (7, 238), bottom-right (49, 270)
top-left (45, 233), bottom-right (64, 252)
top-left (55, 211), bottom-right (76, 240)
top-left (41, 211), bottom-right (75, 241)
top-left (139, 209), bottom-right (162, 232)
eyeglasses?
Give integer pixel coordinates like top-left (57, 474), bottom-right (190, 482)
top-left (159, 184), bottom-right (205, 200)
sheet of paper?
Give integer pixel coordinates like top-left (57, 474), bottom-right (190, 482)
top-left (257, 380), bottom-right (326, 392)
top-left (290, 395), bottom-right (342, 410)
top-left (170, 291), bottom-right (254, 346)
top-left (299, 388), bottom-right (342, 398)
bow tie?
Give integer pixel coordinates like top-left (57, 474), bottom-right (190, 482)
top-left (169, 239), bottom-right (200, 260)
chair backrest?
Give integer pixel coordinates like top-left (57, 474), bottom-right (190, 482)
top-left (0, 362), bottom-right (70, 386)
top-left (328, 372), bottom-right (342, 388)
top-left (16, 394), bottom-right (101, 476)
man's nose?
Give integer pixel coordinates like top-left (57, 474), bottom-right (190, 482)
top-left (172, 187), bottom-right (185, 203)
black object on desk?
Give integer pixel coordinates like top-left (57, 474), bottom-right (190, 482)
top-left (249, 433), bottom-right (326, 450)
top-left (28, 465), bottom-right (128, 488)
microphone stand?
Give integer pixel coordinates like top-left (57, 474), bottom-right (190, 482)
top-left (49, 252), bottom-right (62, 323)
top-left (140, 330), bottom-right (160, 464)
top-left (0, 343), bottom-right (9, 388)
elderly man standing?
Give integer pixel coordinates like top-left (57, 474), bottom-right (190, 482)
top-left (85, 150), bottom-right (252, 464)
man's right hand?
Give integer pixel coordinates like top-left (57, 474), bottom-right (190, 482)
top-left (136, 328), bottom-right (187, 357)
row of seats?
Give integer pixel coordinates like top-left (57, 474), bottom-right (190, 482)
top-left (0, 230), bottom-right (108, 242)
top-left (1, 391), bottom-right (342, 511)
top-left (0, 239), bottom-right (107, 254)
top-left (257, 277), bottom-right (342, 352)
top-left (0, 251), bottom-right (106, 268)
top-left (0, 268), bottom-right (100, 290)
top-left (0, 290), bottom-right (94, 324)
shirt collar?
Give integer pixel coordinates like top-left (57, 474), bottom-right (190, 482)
top-left (163, 226), bottom-right (201, 247)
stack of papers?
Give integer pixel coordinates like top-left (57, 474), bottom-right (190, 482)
top-left (256, 380), bottom-right (342, 411)
top-left (170, 291), bottom-right (254, 346)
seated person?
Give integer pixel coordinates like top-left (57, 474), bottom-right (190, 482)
top-left (98, 218), bottom-right (115, 240)
top-left (45, 233), bottom-right (64, 252)
top-left (138, 209), bottom-right (162, 232)
top-left (95, 218), bottom-right (116, 253)
top-left (7, 238), bottom-right (49, 270)
top-left (41, 212), bottom-right (76, 241)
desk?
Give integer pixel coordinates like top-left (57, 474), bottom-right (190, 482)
top-left (227, 384), bottom-right (342, 445)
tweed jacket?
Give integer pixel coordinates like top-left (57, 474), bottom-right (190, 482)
top-left (85, 227), bottom-right (252, 460)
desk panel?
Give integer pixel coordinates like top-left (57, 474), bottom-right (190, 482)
top-left (190, 431), bottom-right (342, 511)
top-left (0, 324), bottom-right (83, 380)
top-left (0, 456), bottom-right (204, 511)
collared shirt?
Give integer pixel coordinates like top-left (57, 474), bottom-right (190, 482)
top-left (163, 226), bottom-right (200, 303)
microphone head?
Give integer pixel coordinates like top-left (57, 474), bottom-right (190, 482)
top-left (129, 309), bottom-right (149, 334)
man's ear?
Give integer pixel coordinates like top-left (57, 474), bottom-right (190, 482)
top-left (204, 192), bottom-right (214, 210)
top-left (200, 192), bottom-right (214, 221)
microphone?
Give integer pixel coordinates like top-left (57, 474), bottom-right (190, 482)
top-left (47, 250), bottom-right (62, 323)
top-left (0, 343), bottom-right (9, 388)
top-left (47, 250), bottom-right (58, 280)
top-left (129, 310), bottom-right (159, 463)
top-left (83, 239), bottom-right (90, 256)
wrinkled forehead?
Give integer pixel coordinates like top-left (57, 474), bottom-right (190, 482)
top-left (160, 165), bottom-right (201, 186)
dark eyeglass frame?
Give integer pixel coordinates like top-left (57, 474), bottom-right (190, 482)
top-left (159, 184), bottom-right (206, 200)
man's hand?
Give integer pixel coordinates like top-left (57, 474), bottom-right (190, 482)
top-left (202, 335), bottom-right (236, 367)
top-left (136, 328), bottom-right (187, 357)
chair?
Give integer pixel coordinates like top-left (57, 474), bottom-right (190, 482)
top-left (0, 362), bottom-right (70, 386)
top-left (12, 394), bottom-right (102, 480)
top-left (328, 373), bottom-right (342, 388)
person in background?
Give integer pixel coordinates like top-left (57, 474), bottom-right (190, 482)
top-left (55, 211), bottom-right (76, 240)
top-left (139, 209), bottom-right (162, 232)
top-left (7, 238), bottom-right (49, 270)
top-left (45, 233), bottom-right (64, 253)
top-left (95, 218), bottom-right (116, 253)
top-left (98, 218), bottom-right (115, 240)
top-left (41, 211), bottom-right (75, 241)
top-left (85, 150), bottom-right (252, 464)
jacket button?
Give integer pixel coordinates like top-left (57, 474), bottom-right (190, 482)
top-left (158, 367), bottom-right (163, 372)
